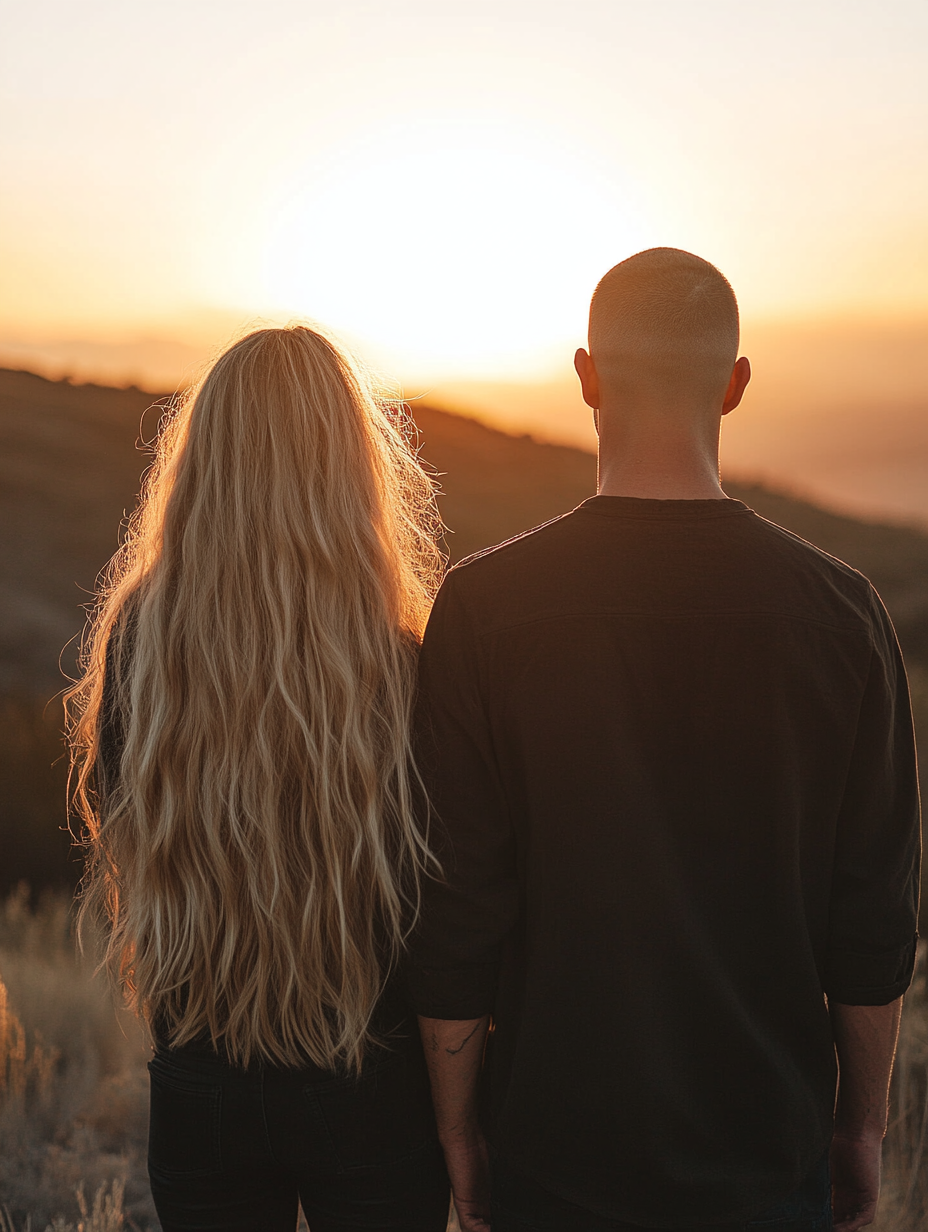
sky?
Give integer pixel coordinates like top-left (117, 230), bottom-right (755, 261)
top-left (2, 1), bottom-right (928, 522)
top-left (1, 0), bottom-right (926, 378)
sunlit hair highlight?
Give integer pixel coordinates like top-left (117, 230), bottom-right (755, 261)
top-left (66, 325), bottom-right (444, 1070)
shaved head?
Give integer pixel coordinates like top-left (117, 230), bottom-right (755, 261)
top-left (589, 248), bottom-right (739, 404)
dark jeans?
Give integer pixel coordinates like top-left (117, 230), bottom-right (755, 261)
top-left (147, 1035), bottom-right (449, 1232)
top-left (490, 1153), bottom-right (833, 1232)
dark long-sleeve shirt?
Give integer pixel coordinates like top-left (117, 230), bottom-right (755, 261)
top-left (408, 495), bottom-right (920, 1226)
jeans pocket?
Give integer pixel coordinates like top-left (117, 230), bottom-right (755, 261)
top-left (307, 1047), bottom-right (437, 1172)
top-left (148, 1057), bottom-right (223, 1176)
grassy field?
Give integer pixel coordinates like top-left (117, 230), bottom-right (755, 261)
top-left (0, 891), bottom-right (926, 1230)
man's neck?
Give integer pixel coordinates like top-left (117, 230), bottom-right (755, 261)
top-left (596, 409), bottom-right (726, 501)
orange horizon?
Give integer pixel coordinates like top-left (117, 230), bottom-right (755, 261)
top-left (4, 313), bottom-right (928, 532)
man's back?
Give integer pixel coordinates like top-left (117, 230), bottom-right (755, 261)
top-left (411, 494), bottom-right (919, 1224)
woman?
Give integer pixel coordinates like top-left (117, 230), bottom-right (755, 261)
top-left (67, 327), bottom-right (450, 1231)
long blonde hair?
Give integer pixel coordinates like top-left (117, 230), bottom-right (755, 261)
top-left (67, 326), bottom-right (444, 1070)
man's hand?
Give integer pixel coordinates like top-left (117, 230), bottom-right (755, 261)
top-left (831, 1130), bottom-right (883, 1231)
top-left (419, 1015), bottom-right (492, 1232)
top-left (829, 998), bottom-right (903, 1232)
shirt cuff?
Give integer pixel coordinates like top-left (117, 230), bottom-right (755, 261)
top-left (823, 936), bottom-right (918, 1005)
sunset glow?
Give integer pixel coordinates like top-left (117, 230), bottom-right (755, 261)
top-left (1, 0), bottom-right (927, 528)
top-left (2, 0), bottom-right (926, 379)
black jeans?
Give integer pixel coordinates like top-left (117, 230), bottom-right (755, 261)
top-left (147, 1035), bottom-right (449, 1232)
top-left (490, 1153), bottom-right (833, 1232)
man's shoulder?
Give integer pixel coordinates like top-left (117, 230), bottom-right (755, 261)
top-left (447, 506), bottom-right (583, 584)
top-left (441, 501), bottom-right (883, 637)
top-left (447, 500), bottom-right (873, 589)
top-left (729, 511), bottom-right (894, 648)
top-left (746, 512), bottom-right (875, 597)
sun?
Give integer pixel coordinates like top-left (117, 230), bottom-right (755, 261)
top-left (255, 116), bottom-right (649, 378)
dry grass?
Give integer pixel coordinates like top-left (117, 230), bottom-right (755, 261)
top-left (0, 890), bottom-right (925, 1229)
top-left (872, 943), bottom-right (928, 1229)
top-left (0, 887), bottom-right (154, 1230)
top-left (1, 1181), bottom-right (129, 1232)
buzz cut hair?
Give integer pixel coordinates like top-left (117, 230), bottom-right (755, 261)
top-left (589, 248), bottom-right (739, 399)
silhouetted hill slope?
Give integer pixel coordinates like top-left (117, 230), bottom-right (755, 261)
top-left (413, 402), bottom-right (598, 561)
top-left (0, 369), bottom-right (159, 692)
top-left (3, 367), bottom-right (928, 692)
top-left (0, 371), bottom-right (596, 693)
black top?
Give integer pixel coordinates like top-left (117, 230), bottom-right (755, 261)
top-left (408, 495), bottom-right (920, 1226)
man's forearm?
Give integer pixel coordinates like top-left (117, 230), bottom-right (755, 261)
top-left (419, 1015), bottom-right (492, 1232)
top-left (418, 1014), bottom-right (490, 1141)
top-left (831, 998), bottom-right (902, 1137)
top-left (829, 997), bottom-right (903, 1232)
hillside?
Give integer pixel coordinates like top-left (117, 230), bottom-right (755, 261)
top-left (0, 370), bottom-right (595, 694)
top-left (5, 367), bottom-right (928, 690)
top-left (2, 367), bottom-right (928, 890)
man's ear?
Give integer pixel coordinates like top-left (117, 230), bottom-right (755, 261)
top-left (721, 356), bottom-right (751, 416)
top-left (574, 348), bottom-right (600, 411)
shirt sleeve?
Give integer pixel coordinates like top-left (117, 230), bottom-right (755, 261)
top-left (823, 587), bottom-right (921, 1005)
top-left (406, 570), bottom-right (519, 1019)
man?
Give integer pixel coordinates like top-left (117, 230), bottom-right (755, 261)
top-left (409, 249), bottom-right (920, 1232)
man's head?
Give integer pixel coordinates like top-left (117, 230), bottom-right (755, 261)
top-left (577, 248), bottom-right (744, 415)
